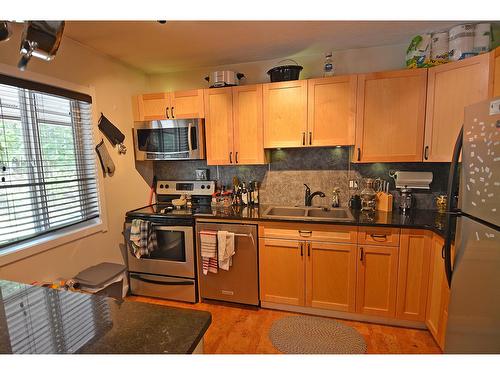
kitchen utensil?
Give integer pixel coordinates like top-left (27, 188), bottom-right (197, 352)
top-left (360, 178), bottom-right (377, 212)
top-left (18, 21), bottom-right (65, 71)
top-left (98, 113), bottom-right (126, 152)
top-left (204, 70), bottom-right (245, 88)
top-left (267, 59), bottom-right (303, 82)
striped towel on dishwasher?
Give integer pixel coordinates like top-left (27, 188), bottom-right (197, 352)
top-left (199, 230), bottom-right (218, 275)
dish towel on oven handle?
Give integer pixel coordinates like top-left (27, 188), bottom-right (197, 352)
top-left (217, 231), bottom-right (235, 271)
top-left (129, 219), bottom-right (157, 258)
top-left (199, 230), bottom-right (218, 275)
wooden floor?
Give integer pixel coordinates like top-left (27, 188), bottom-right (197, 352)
top-left (127, 296), bottom-right (441, 354)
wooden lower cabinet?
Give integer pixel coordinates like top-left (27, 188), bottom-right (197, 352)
top-left (425, 234), bottom-right (454, 350)
top-left (356, 245), bottom-right (399, 317)
top-left (259, 237), bottom-right (305, 306)
top-left (306, 241), bottom-right (357, 312)
top-left (396, 229), bottom-right (432, 321)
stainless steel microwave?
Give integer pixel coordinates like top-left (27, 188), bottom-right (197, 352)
top-left (133, 119), bottom-right (205, 161)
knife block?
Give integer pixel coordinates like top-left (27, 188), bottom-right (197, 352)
top-left (376, 192), bottom-right (393, 212)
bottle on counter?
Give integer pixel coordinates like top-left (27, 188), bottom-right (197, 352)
top-left (252, 181), bottom-right (259, 205)
top-left (241, 182), bottom-right (248, 206)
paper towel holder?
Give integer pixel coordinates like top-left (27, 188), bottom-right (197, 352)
top-left (389, 170), bottom-right (433, 190)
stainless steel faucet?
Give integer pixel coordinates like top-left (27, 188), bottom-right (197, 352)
top-left (304, 184), bottom-right (326, 206)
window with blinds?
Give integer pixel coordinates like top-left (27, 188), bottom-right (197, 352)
top-left (0, 75), bottom-right (99, 249)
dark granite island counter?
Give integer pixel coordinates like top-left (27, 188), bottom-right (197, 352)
top-left (0, 279), bottom-right (211, 354)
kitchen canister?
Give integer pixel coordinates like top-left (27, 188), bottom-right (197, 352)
top-left (473, 23), bottom-right (491, 54)
top-left (431, 31), bottom-right (449, 63)
top-left (449, 24), bottom-right (476, 61)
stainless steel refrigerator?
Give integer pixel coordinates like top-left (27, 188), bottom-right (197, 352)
top-left (443, 97), bottom-right (500, 353)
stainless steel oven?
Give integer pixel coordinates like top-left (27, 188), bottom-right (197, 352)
top-left (125, 221), bottom-right (197, 302)
top-left (133, 119), bottom-right (205, 161)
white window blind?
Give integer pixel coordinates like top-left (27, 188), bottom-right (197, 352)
top-left (0, 76), bottom-right (99, 249)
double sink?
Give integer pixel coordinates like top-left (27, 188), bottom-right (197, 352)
top-left (262, 206), bottom-right (354, 222)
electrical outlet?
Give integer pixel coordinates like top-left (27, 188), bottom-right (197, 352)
top-left (349, 179), bottom-right (359, 189)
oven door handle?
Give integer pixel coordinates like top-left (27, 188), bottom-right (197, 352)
top-left (130, 274), bottom-right (194, 286)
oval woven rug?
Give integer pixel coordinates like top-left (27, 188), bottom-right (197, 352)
top-left (269, 315), bottom-right (367, 354)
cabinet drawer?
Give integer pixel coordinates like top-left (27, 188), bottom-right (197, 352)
top-left (259, 222), bottom-right (357, 244)
top-left (358, 227), bottom-right (400, 246)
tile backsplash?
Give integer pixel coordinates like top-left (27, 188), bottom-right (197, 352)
top-left (154, 147), bottom-right (450, 210)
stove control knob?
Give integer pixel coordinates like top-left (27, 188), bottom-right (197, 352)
top-left (159, 184), bottom-right (164, 189)
top-left (201, 185), bottom-right (205, 189)
top-left (206, 185), bottom-right (210, 190)
top-left (165, 184), bottom-right (169, 189)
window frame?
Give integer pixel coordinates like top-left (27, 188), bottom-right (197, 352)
top-left (0, 63), bottom-right (108, 267)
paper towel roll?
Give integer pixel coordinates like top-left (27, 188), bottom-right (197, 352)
top-left (431, 31), bottom-right (449, 61)
top-left (449, 24), bottom-right (475, 61)
top-left (473, 23), bottom-right (491, 54)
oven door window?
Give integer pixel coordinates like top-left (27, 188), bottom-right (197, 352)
top-left (136, 128), bottom-right (197, 153)
top-left (148, 229), bottom-right (186, 262)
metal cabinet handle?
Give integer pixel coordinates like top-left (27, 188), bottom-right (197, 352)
top-left (299, 242), bottom-right (303, 257)
top-left (235, 151), bottom-right (238, 163)
top-left (360, 247), bottom-right (364, 261)
top-left (309, 131), bottom-right (312, 145)
top-left (307, 242), bottom-right (311, 257)
top-left (171, 107), bottom-right (175, 118)
top-left (229, 151), bottom-right (233, 163)
top-left (357, 147), bottom-right (361, 161)
top-left (302, 132), bottom-right (306, 145)
top-left (299, 230), bottom-right (312, 237)
top-left (424, 145), bottom-right (429, 160)
top-left (370, 233), bottom-right (388, 242)
top-left (166, 107), bottom-right (170, 119)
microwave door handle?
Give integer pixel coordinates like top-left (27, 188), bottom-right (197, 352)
top-left (187, 122), bottom-right (193, 152)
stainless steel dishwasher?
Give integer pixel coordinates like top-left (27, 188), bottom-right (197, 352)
top-left (196, 222), bottom-right (259, 306)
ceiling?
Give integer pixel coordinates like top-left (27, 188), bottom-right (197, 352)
top-left (64, 21), bottom-right (460, 74)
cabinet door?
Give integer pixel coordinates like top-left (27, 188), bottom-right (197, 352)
top-left (396, 229), bottom-right (432, 322)
top-left (135, 93), bottom-right (170, 121)
top-left (306, 241), bottom-right (357, 312)
top-left (263, 80), bottom-right (308, 148)
top-left (170, 89), bottom-right (205, 119)
top-left (355, 69), bottom-right (427, 162)
top-left (259, 238), bottom-right (305, 306)
top-left (425, 234), bottom-right (447, 347)
top-left (307, 75), bottom-right (357, 146)
top-left (424, 53), bottom-right (494, 162)
top-left (203, 88), bottom-right (234, 165)
top-left (356, 244), bottom-right (399, 317)
top-left (232, 84), bottom-right (266, 164)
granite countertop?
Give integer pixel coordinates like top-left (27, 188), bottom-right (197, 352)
top-left (0, 280), bottom-right (211, 354)
top-left (194, 205), bottom-right (455, 237)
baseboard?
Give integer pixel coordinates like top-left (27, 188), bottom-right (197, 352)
top-left (261, 301), bottom-right (427, 329)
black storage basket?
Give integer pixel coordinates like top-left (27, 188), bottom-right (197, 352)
top-left (267, 59), bottom-right (303, 82)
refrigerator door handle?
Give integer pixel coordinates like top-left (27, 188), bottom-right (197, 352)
top-left (443, 125), bottom-right (463, 288)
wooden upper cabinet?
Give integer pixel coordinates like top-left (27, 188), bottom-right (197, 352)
top-left (203, 87), bottom-right (234, 165)
top-left (356, 244), bottom-right (399, 317)
top-left (232, 85), bottom-right (266, 164)
top-left (259, 238), bottom-right (305, 306)
top-left (132, 89), bottom-right (204, 121)
top-left (306, 241), bottom-right (357, 313)
top-left (263, 80), bottom-right (308, 148)
top-left (307, 75), bottom-right (357, 146)
top-left (134, 93), bottom-right (169, 121)
top-left (494, 47), bottom-right (500, 97)
top-left (354, 69), bottom-right (427, 162)
top-left (396, 229), bottom-right (432, 322)
top-left (424, 53), bottom-right (494, 162)
top-left (170, 89), bottom-right (204, 119)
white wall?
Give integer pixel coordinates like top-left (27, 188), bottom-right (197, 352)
top-left (0, 24), bottom-right (153, 283)
top-left (147, 43), bottom-right (407, 91)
